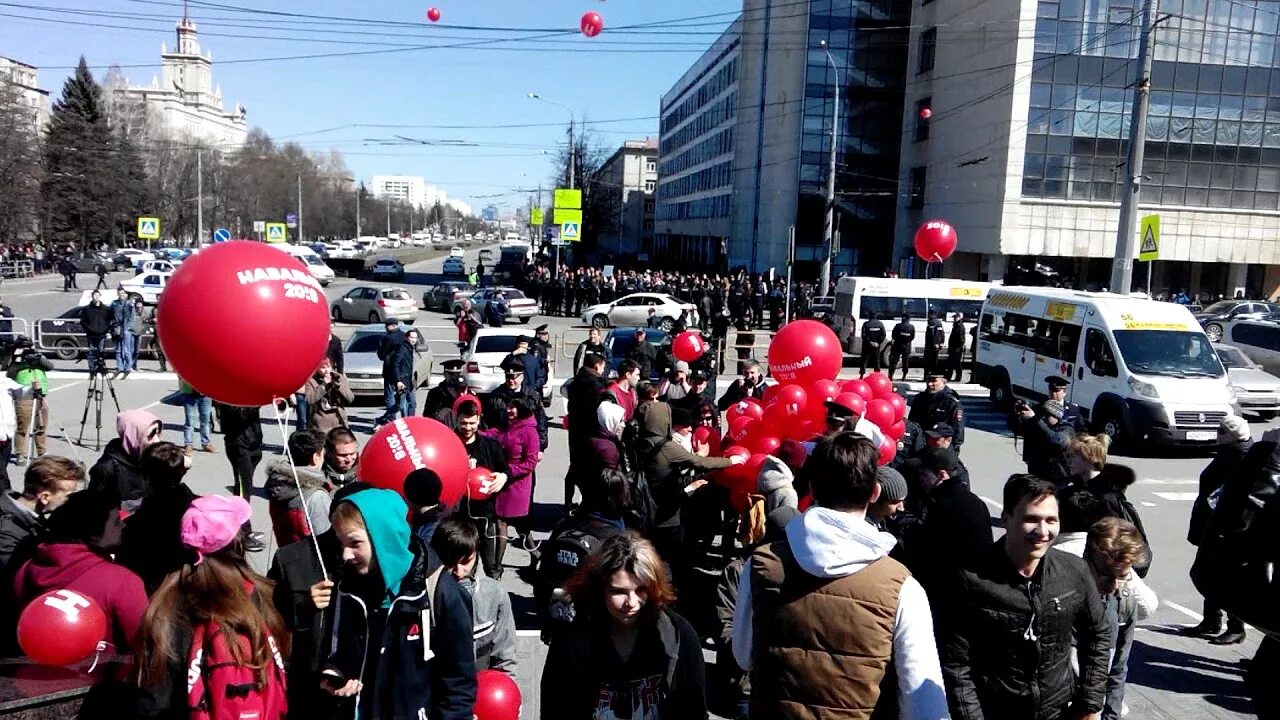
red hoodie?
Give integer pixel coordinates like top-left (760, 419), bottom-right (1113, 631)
top-left (13, 543), bottom-right (148, 651)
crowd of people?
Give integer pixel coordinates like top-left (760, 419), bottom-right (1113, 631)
top-left (0, 311), bottom-right (1274, 720)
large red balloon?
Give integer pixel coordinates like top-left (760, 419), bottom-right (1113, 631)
top-left (671, 331), bottom-right (708, 363)
top-left (810, 378), bottom-right (840, 405)
top-left (877, 437), bottom-right (897, 466)
top-left (466, 467), bottom-right (494, 501)
top-left (157, 242), bottom-right (330, 407)
top-left (864, 371), bottom-right (895, 400)
top-left (842, 378), bottom-right (874, 402)
top-left (747, 433), bottom-right (782, 457)
top-left (768, 320), bottom-right (843, 386)
top-left (18, 589), bottom-right (107, 666)
top-left (832, 392), bottom-right (866, 418)
top-left (580, 10), bottom-right (603, 36)
top-left (426, 7), bottom-right (441, 22)
top-left (774, 384), bottom-right (809, 412)
top-left (473, 669), bottom-right (521, 720)
top-left (865, 399), bottom-right (896, 430)
top-left (725, 400), bottom-right (764, 427)
top-left (359, 417), bottom-right (470, 507)
top-left (762, 400), bottom-right (804, 434)
top-left (914, 219), bottom-right (958, 263)
top-left (887, 393), bottom-right (907, 423)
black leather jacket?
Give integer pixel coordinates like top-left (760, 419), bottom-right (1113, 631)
top-left (939, 539), bottom-right (1112, 720)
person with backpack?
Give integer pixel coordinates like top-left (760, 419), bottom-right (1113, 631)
top-left (135, 495), bottom-right (289, 720)
top-left (316, 488), bottom-right (476, 719)
top-left (888, 314), bottom-right (915, 381)
top-left (859, 312), bottom-right (886, 376)
top-left (431, 516), bottom-right (517, 678)
top-left (1069, 434), bottom-right (1153, 580)
top-left (922, 310), bottom-right (946, 379)
top-left (541, 531), bottom-right (708, 720)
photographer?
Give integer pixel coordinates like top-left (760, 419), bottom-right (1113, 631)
top-left (80, 290), bottom-right (113, 374)
top-left (717, 359), bottom-right (767, 411)
top-left (303, 357), bottom-right (354, 435)
top-left (10, 341), bottom-right (52, 466)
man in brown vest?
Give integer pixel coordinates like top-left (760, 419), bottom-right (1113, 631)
top-left (731, 431), bottom-right (949, 719)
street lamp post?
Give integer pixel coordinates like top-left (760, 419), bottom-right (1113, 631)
top-left (819, 40), bottom-right (840, 295)
top-left (528, 93), bottom-right (575, 276)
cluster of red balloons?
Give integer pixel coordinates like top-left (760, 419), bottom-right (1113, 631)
top-left (832, 372), bottom-right (909, 464)
top-left (18, 589), bottom-right (107, 666)
top-left (359, 417), bottom-right (472, 506)
top-left (914, 219), bottom-right (957, 263)
top-left (157, 242), bottom-right (332, 407)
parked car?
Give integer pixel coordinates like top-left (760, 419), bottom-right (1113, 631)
top-left (809, 295), bottom-right (836, 323)
top-left (341, 323), bottom-right (433, 396)
top-left (36, 305), bottom-right (160, 362)
top-left (423, 281), bottom-right (476, 311)
top-left (1196, 300), bottom-right (1280, 341)
top-left (96, 270), bottom-right (170, 305)
top-left (581, 292), bottom-right (699, 332)
top-left (450, 246), bottom-right (464, 257)
top-left (114, 248), bottom-right (155, 269)
top-left (455, 287), bottom-right (537, 324)
top-left (1215, 342), bottom-right (1280, 419)
top-left (330, 286), bottom-right (418, 324)
top-left (463, 328), bottom-right (552, 403)
top-left (138, 259), bottom-right (178, 275)
top-left (604, 327), bottom-right (672, 382)
top-left (442, 256), bottom-right (466, 277)
top-left (371, 257), bottom-right (406, 281)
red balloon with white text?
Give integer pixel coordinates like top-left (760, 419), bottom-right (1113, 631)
top-left (768, 320), bottom-right (843, 386)
top-left (156, 242), bottom-right (330, 406)
top-left (914, 219), bottom-right (958, 263)
top-left (672, 331), bottom-right (708, 363)
top-left (18, 589), bottom-right (107, 666)
top-left (580, 11), bottom-right (603, 36)
top-left (359, 417), bottom-right (470, 506)
top-left (466, 467), bottom-right (494, 501)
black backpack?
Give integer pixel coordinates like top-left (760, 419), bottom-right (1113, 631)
top-left (535, 519), bottom-right (622, 642)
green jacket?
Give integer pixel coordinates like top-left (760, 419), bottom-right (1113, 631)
top-left (14, 367), bottom-right (46, 390)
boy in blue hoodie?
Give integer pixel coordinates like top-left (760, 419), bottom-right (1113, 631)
top-left (318, 487), bottom-right (476, 719)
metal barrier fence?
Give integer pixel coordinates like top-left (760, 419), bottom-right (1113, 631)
top-left (0, 261), bottom-right (34, 279)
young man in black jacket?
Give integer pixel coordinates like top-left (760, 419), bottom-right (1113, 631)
top-left (939, 474), bottom-right (1112, 720)
top-left (859, 311), bottom-right (886, 376)
top-left (80, 290), bottom-right (114, 373)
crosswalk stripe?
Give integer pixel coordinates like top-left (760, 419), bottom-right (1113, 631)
top-left (1151, 492), bottom-right (1199, 501)
top-left (1137, 479), bottom-right (1199, 485)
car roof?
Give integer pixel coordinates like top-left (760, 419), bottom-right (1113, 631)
top-left (473, 327), bottom-right (528, 338)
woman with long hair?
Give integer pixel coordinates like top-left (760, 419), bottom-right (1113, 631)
top-left (541, 531), bottom-right (707, 720)
top-left (134, 495), bottom-right (289, 719)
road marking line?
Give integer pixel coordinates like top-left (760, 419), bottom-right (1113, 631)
top-left (1140, 501), bottom-right (1157, 507)
top-left (1164, 600), bottom-right (1203, 622)
top-left (48, 381), bottom-right (85, 394)
top-left (1151, 492), bottom-right (1198, 501)
top-left (49, 370), bottom-right (176, 381)
top-left (979, 495), bottom-right (1001, 511)
top-left (1138, 479), bottom-right (1199, 485)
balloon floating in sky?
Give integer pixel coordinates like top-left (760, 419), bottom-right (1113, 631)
top-left (580, 10), bottom-right (604, 37)
top-left (914, 219), bottom-right (958, 263)
top-left (426, 7), bottom-right (441, 22)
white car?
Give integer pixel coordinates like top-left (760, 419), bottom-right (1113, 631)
top-left (371, 257), bottom-right (406, 281)
top-left (450, 246), bottom-right (464, 257)
top-left (119, 270), bottom-right (170, 305)
top-left (463, 328), bottom-right (552, 402)
top-left (139, 259), bottom-right (177, 275)
top-left (116, 248), bottom-right (155, 265)
top-left (442, 256), bottom-right (466, 277)
top-left (329, 241), bottom-right (361, 259)
top-left (581, 292), bottom-right (699, 332)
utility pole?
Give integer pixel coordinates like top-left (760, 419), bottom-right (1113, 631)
top-left (386, 200), bottom-right (391, 237)
top-left (196, 150), bottom-right (203, 246)
top-left (297, 174), bottom-right (304, 245)
top-left (355, 183), bottom-right (362, 238)
top-left (819, 40), bottom-right (840, 296)
top-left (1109, 0), bottom-right (1157, 295)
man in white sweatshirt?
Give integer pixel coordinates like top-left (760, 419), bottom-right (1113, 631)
top-left (732, 431), bottom-right (949, 719)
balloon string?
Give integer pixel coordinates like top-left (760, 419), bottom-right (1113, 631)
top-left (88, 640), bottom-right (111, 673)
top-left (271, 398), bottom-right (329, 582)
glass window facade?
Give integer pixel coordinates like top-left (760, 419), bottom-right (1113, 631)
top-left (657, 41), bottom-right (739, 224)
top-left (799, 0), bottom-right (909, 270)
top-left (1024, 0), bottom-right (1280, 211)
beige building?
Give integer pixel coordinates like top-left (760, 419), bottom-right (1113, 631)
top-left (0, 56), bottom-right (49, 129)
top-left (596, 138), bottom-right (658, 257)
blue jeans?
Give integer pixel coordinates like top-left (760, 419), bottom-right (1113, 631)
top-left (382, 382), bottom-right (412, 420)
top-left (183, 394), bottom-right (212, 447)
top-left (116, 330), bottom-right (136, 372)
top-left (294, 392), bottom-right (308, 431)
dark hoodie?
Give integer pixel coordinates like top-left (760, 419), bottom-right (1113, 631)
top-left (264, 459), bottom-right (332, 547)
top-left (323, 489), bottom-right (476, 720)
top-left (13, 543), bottom-right (147, 650)
top-left (88, 410), bottom-right (162, 512)
top-left (1086, 464), bottom-right (1151, 577)
top-left (117, 482), bottom-right (197, 593)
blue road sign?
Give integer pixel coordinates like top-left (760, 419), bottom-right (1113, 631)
top-left (212, 228), bottom-right (231, 243)
top-left (285, 213), bottom-right (298, 228)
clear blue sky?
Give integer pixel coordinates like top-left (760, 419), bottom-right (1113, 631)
top-left (1, 0), bottom-right (741, 212)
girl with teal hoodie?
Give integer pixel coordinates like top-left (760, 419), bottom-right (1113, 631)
top-left (318, 488), bottom-right (476, 720)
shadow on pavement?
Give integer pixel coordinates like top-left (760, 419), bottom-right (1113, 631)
top-left (1131, 638), bottom-right (1255, 715)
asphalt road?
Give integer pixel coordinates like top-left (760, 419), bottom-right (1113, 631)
top-left (4, 246), bottom-right (1267, 719)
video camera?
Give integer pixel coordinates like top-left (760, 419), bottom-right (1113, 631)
top-left (5, 337), bottom-right (54, 390)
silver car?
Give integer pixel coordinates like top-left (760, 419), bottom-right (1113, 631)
top-left (331, 286), bottom-right (418, 324)
top-left (1216, 342), bottom-right (1280, 419)
top-left (342, 324), bottom-right (434, 396)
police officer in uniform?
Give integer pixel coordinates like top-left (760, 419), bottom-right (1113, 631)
top-left (922, 310), bottom-right (945, 379)
top-left (860, 311), bottom-right (887, 376)
top-left (907, 370), bottom-right (966, 453)
top-left (422, 359), bottom-right (468, 427)
top-left (889, 314), bottom-right (916, 381)
top-left (531, 324), bottom-right (554, 397)
top-left (1044, 375), bottom-right (1087, 432)
top-left (946, 313), bottom-right (968, 382)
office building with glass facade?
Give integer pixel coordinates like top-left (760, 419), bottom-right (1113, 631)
top-left (656, 0), bottom-right (910, 276)
top-left (896, 0), bottom-right (1280, 297)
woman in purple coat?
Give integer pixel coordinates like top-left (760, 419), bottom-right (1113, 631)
top-left (490, 395), bottom-right (541, 574)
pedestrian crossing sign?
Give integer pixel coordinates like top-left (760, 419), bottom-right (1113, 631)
top-left (137, 216), bottom-right (160, 240)
top-left (265, 223), bottom-right (287, 243)
top-left (1138, 215), bottom-right (1160, 262)
top-left (561, 222), bottom-right (580, 241)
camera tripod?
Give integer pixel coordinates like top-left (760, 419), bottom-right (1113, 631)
top-left (22, 390), bottom-right (76, 466)
top-left (77, 367), bottom-right (121, 451)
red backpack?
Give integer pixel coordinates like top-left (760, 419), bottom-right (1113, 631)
top-left (187, 621), bottom-right (288, 720)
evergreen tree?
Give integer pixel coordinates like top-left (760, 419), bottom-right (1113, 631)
top-left (0, 69), bottom-right (42, 244)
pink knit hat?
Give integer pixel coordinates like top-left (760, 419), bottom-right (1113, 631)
top-left (180, 495), bottom-right (251, 563)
